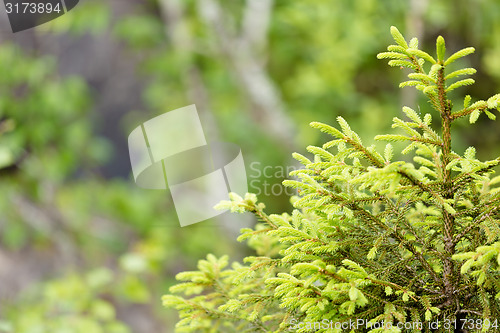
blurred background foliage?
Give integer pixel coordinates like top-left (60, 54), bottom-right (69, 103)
top-left (0, 0), bottom-right (499, 332)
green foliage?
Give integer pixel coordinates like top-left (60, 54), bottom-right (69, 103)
top-left (0, 43), bottom-right (100, 182)
top-left (3, 2), bottom-right (500, 332)
top-left (164, 27), bottom-right (500, 332)
top-left (43, 0), bottom-right (111, 34)
top-left (2, 269), bottom-right (130, 333)
top-left (0, 18), bottom-right (236, 332)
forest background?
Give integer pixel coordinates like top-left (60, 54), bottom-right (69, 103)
top-left (0, 0), bottom-right (499, 332)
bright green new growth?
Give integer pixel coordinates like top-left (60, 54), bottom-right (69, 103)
top-left (163, 27), bottom-right (500, 332)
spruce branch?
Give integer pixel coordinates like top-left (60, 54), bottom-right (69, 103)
top-left (164, 26), bottom-right (500, 332)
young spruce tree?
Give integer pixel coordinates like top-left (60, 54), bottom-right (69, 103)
top-left (163, 27), bottom-right (500, 333)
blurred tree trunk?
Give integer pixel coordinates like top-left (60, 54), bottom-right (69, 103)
top-left (158, 0), bottom-right (253, 242)
top-left (198, 0), bottom-right (297, 152)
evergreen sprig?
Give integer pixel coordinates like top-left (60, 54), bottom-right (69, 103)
top-left (163, 27), bottom-right (500, 333)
